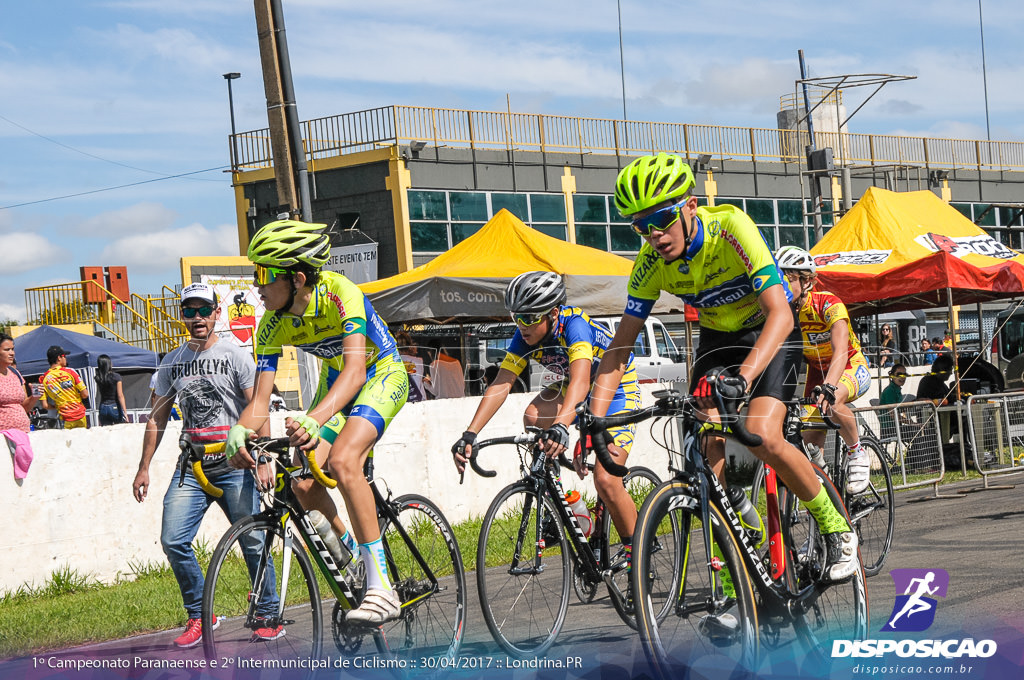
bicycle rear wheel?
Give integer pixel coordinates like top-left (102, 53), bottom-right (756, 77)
top-left (202, 514), bottom-right (323, 660)
top-left (633, 481), bottom-right (758, 680)
top-left (784, 471), bottom-right (869, 661)
top-left (374, 494), bottom-right (465, 670)
top-left (848, 438), bottom-right (895, 577)
top-left (476, 482), bottom-right (570, 657)
top-left (597, 466), bottom-right (669, 628)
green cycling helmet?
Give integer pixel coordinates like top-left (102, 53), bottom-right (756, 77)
top-left (248, 219), bottom-right (331, 269)
top-left (614, 152), bottom-right (695, 217)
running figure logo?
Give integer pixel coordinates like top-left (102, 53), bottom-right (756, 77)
top-left (881, 568), bottom-right (949, 632)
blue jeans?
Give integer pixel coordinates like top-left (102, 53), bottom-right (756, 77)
top-left (161, 468), bottom-right (279, 620)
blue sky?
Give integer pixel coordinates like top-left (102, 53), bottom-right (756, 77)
top-left (2, 0), bottom-right (1022, 322)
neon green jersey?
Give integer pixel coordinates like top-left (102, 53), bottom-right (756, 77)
top-left (625, 204), bottom-right (791, 332)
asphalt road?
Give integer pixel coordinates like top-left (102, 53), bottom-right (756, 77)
top-left (5, 473), bottom-right (1023, 680)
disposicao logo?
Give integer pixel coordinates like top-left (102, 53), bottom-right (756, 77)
top-left (882, 568), bottom-right (948, 632)
top-left (832, 568), bottom-right (998, 659)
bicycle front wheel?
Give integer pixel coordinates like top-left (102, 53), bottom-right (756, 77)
top-left (849, 438), bottom-right (895, 577)
top-left (374, 494), bottom-right (466, 669)
top-left (633, 481), bottom-right (759, 680)
top-left (476, 482), bottom-right (570, 657)
top-left (597, 466), bottom-right (669, 628)
top-left (202, 514), bottom-right (323, 660)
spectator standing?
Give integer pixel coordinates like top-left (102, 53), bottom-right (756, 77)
top-left (95, 354), bottom-right (127, 426)
top-left (132, 283), bottom-right (278, 648)
top-left (878, 364), bottom-right (909, 440)
top-left (395, 332), bottom-right (429, 403)
top-left (931, 337), bottom-right (946, 354)
top-left (878, 324), bottom-right (895, 368)
top-left (919, 339), bottom-right (937, 366)
top-left (0, 334), bottom-right (37, 432)
top-left (41, 345), bottom-right (89, 429)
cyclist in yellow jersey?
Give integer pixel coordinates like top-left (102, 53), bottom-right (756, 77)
top-left (452, 272), bottom-right (642, 561)
top-left (226, 219), bottom-right (409, 625)
top-left (589, 154), bottom-right (859, 604)
top-left (775, 246), bottom-right (871, 494)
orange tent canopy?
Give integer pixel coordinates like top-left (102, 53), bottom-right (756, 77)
top-left (810, 187), bottom-right (1024, 316)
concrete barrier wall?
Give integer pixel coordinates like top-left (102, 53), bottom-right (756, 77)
top-left (1, 386), bottom-right (700, 594)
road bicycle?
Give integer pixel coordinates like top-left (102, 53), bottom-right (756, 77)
top-left (577, 385), bottom-right (868, 679)
top-left (465, 427), bottom-right (671, 657)
top-left (189, 435), bottom-right (465, 673)
top-left (752, 397), bottom-right (895, 577)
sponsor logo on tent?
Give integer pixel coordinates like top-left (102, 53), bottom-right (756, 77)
top-left (915, 232), bottom-right (1017, 260)
top-left (813, 250), bottom-right (891, 267)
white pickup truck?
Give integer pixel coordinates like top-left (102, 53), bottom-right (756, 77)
top-left (591, 316), bottom-right (688, 385)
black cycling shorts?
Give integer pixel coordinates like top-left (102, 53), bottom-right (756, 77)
top-left (689, 324), bottom-right (803, 402)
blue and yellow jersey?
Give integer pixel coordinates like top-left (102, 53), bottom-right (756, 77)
top-left (499, 306), bottom-right (639, 399)
top-left (254, 271), bottom-right (403, 391)
top-left (625, 204), bottom-right (791, 332)
top-left (798, 290), bottom-right (865, 369)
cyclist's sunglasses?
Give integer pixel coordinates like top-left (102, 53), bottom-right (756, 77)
top-left (631, 200), bottom-right (686, 237)
top-left (253, 264), bottom-right (290, 286)
top-left (513, 312), bottom-right (547, 327)
top-left (181, 305), bottom-right (215, 319)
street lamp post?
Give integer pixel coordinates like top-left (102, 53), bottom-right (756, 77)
top-left (223, 72), bottom-right (241, 171)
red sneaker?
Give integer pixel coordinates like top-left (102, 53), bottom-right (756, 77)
top-left (173, 616), bottom-right (219, 649)
top-left (252, 618), bottom-right (286, 641)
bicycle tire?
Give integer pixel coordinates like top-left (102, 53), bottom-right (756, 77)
top-left (374, 494), bottom-right (466, 671)
top-left (202, 514), bottom-right (323, 660)
top-left (847, 438), bottom-right (895, 577)
top-left (783, 469), bottom-right (869, 664)
top-left (476, 481), bottom-right (570, 657)
top-left (633, 481), bottom-right (759, 680)
top-left (597, 466), bottom-right (670, 629)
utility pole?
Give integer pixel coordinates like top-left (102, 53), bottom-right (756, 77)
top-left (254, 0), bottom-right (304, 218)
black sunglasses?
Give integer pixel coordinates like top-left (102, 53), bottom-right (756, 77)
top-left (182, 305), bottom-right (215, 319)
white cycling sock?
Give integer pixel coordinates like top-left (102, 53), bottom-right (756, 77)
top-left (360, 538), bottom-right (392, 592)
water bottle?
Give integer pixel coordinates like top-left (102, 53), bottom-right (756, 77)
top-left (726, 486), bottom-right (764, 547)
top-left (308, 510), bottom-right (352, 568)
top-left (565, 490), bottom-right (592, 538)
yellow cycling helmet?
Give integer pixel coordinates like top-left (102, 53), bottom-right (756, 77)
top-left (247, 219), bottom-right (331, 269)
top-left (614, 152), bottom-right (695, 217)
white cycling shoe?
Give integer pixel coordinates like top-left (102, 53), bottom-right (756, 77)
top-left (347, 588), bottom-right (401, 625)
top-left (846, 454), bottom-right (871, 495)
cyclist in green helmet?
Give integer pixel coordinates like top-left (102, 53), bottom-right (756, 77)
top-left (592, 153), bottom-right (860, 599)
top-left (226, 219), bottom-right (410, 625)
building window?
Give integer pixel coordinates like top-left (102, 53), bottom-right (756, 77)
top-left (492, 193), bottom-right (529, 220)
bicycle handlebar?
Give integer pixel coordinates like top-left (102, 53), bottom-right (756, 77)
top-left (807, 388), bottom-right (842, 431)
top-left (177, 435), bottom-right (225, 498)
top-left (465, 430), bottom-right (541, 479)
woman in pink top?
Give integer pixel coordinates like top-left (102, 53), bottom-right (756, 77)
top-left (0, 333), bottom-right (38, 432)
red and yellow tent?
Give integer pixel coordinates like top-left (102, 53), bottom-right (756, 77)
top-left (811, 187), bottom-right (1024, 316)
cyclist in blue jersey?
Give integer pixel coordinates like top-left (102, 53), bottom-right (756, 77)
top-left (226, 219), bottom-right (409, 625)
top-left (588, 154), bottom-right (859, 596)
top-left (452, 271), bottom-right (643, 554)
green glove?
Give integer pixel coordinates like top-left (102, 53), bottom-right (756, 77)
top-left (226, 424), bottom-right (255, 459)
top-left (292, 414), bottom-right (321, 443)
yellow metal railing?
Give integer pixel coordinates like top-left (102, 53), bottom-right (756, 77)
top-left (232, 105), bottom-right (1024, 173)
top-left (24, 282), bottom-right (186, 354)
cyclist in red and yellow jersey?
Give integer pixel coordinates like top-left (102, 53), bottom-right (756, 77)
top-left (775, 245), bottom-right (871, 494)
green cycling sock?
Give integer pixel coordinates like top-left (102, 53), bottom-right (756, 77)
top-left (801, 485), bottom-right (852, 534)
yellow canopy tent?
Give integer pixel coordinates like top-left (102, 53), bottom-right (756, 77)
top-left (360, 209), bottom-right (683, 323)
top-left (811, 187), bottom-right (1024, 316)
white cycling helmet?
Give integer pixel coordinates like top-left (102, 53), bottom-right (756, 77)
top-left (775, 245), bottom-right (817, 274)
top-left (504, 271), bottom-right (566, 314)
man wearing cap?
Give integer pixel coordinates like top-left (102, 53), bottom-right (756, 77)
top-left (132, 283), bottom-right (278, 649)
top-left (40, 345), bottom-right (89, 429)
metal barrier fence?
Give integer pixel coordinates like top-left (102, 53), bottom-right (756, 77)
top-left (854, 401), bottom-right (946, 493)
top-left (964, 392), bottom-right (1024, 489)
top-left (233, 105), bottom-right (1024, 172)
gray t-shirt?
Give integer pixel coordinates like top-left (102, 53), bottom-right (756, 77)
top-left (155, 339), bottom-right (256, 479)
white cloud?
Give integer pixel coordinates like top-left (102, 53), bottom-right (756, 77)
top-left (89, 24), bottom-right (235, 70)
top-left (78, 202), bottom-right (178, 236)
top-left (0, 302), bottom-right (24, 324)
top-left (4, 233), bottom-right (68, 274)
top-left (100, 222), bottom-right (239, 271)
